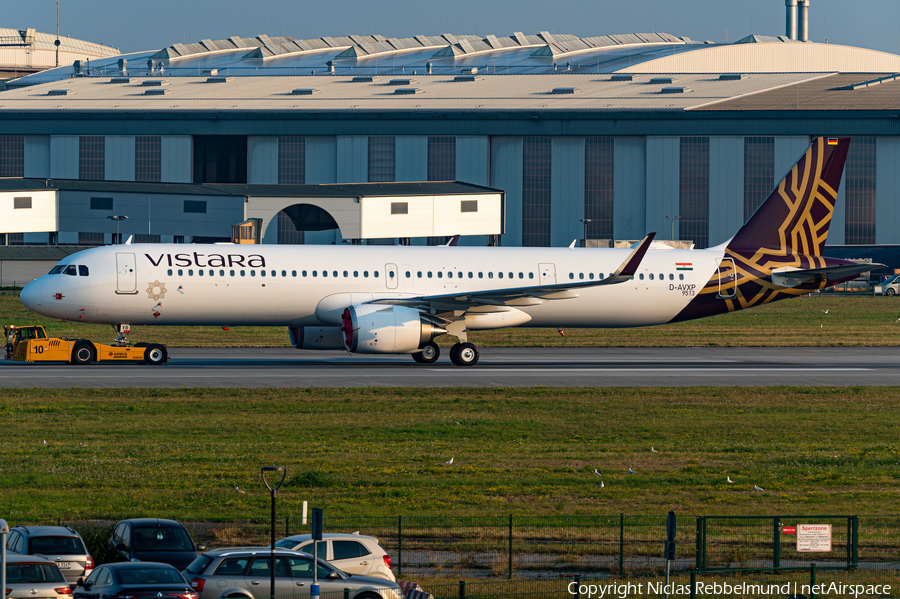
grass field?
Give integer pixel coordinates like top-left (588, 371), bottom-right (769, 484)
top-left (2, 387), bottom-right (900, 521)
top-left (3, 292), bottom-right (900, 348)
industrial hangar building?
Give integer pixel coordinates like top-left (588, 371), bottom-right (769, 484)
top-left (1, 17), bottom-right (900, 251)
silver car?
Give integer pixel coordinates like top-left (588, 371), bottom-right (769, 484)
top-left (183, 548), bottom-right (402, 599)
top-left (6, 525), bottom-right (94, 586)
top-left (5, 554), bottom-right (73, 599)
top-left (273, 534), bottom-right (395, 582)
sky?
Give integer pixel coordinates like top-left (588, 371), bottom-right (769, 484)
top-left (11, 0), bottom-right (900, 56)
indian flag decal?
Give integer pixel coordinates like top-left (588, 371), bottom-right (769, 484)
top-left (675, 262), bottom-right (693, 271)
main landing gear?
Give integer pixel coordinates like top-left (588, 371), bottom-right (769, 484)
top-left (411, 341), bottom-right (479, 366)
top-left (449, 342), bottom-right (479, 366)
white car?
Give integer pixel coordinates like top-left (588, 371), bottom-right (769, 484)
top-left (875, 274), bottom-right (900, 296)
top-left (5, 554), bottom-right (73, 599)
top-left (274, 533), bottom-right (396, 582)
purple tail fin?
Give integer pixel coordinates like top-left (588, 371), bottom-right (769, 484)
top-left (728, 137), bottom-right (850, 257)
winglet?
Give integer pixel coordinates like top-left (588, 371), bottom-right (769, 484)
top-left (442, 235), bottom-right (461, 247)
top-left (613, 232), bottom-right (656, 278)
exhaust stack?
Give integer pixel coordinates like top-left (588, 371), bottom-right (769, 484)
top-left (798, 0), bottom-right (809, 41)
top-left (785, 0), bottom-right (798, 39)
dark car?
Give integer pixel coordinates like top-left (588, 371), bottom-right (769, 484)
top-left (74, 562), bottom-right (198, 599)
top-left (107, 519), bottom-right (205, 570)
top-left (6, 525), bottom-right (94, 585)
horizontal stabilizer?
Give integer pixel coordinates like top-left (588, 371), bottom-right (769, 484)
top-left (771, 263), bottom-right (884, 288)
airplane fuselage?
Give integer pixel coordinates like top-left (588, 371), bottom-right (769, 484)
top-left (21, 243), bottom-right (721, 329)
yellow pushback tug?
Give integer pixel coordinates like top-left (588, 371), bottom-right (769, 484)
top-left (4, 325), bottom-right (168, 365)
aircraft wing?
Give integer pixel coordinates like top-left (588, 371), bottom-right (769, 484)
top-left (370, 232), bottom-right (656, 312)
top-left (771, 263), bottom-right (884, 288)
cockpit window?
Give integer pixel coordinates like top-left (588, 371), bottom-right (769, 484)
top-left (78, 265), bottom-right (89, 276)
top-left (64, 265), bottom-right (77, 276)
top-left (48, 266), bottom-right (65, 275)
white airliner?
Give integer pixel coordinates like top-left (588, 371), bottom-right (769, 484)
top-left (19, 138), bottom-right (877, 366)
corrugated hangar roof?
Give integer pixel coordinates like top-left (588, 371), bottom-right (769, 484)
top-left (0, 72), bottom-right (838, 112)
top-left (0, 28), bottom-right (119, 56)
top-left (695, 73), bottom-right (900, 111)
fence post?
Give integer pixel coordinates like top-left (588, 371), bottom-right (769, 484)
top-left (459, 580), bottom-right (465, 599)
top-left (508, 514), bottom-right (513, 580)
top-left (285, 516), bottom-right (290, 538)
top-left (810, 564), bottom-right (816, 599)
top-left (690, 570), bottom-right (696, 599)
top-left (343, 588), bottom-right (350, 599)
top-left (619, 514), bottom-right (625, 577)
top-left (695, 517), bottom-right (701, 571)
top-left (851, 515), bottom-right (859, 569)
top-left (773, 517), bottom-right (781, 569)
top-left (397, 516), bottom-right (402, 580)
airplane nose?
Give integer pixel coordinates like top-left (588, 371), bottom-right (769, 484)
top-left (20, 279), bottom-right (43, 311)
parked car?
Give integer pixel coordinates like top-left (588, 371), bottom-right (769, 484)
top-left (107, 519), bottom-right (205, 570)
top-left (5, 525), bottom-right (94, 585)
top-left (5, 554), bottom-right (73, 599)
top-left (273, 533), bottom-right (395, 582)
top-left (183, 548), bottom-right (402, 599)
top-left (874, 274), bottom-right (900, 296)
top-left (73, 561), bottom-right (198, 599)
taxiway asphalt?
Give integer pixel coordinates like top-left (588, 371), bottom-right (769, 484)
top-left (1, 347), bottom-right (896, 388)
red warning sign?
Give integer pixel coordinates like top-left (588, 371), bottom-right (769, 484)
top-left (782, 526), bottom-right (797, 534)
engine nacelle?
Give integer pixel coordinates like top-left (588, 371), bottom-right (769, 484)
top-left (340, 305), bottom-right (445, 354)
top-left (288, 326), bottom-right (346, 350)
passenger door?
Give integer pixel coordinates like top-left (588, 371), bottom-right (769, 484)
top-left (384, 264), bottom-right (398, 289)
top-left (116, 253), bottom-right (138, 294)
top-left (330, 540), bottom-right (373, 577)
top-left (245, 557), bottom-right (293, 599)
top-left (286, 555), bottom-right (343, 599)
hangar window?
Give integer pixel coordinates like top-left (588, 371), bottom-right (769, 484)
top-left (845, 136), bottom-right (876, 245)
top-left (522, 136), bottom-right (551, 247)
top-left (427, 136), bottom-right (456, 181)
top-left (368, 136), bottom-right (396, 182)
top-left (78, 232), bottom-right (104, 246)
top-left (90, 197), bottom-right (113, 211)
top-left (193, 135), bottom-right (247, 184)
top-left (679, 137), bottom-right (710, 248)
top-left (743, 137), bottom-right (774, 221)
top-left (79, 136), bottom-right (105, 180)
top-left (461, 200), bottom-right (478, 213)
top-left (278, 136), bottom-right (306, 184)
top-left (184, 200), bottom-right (207, 214)
top-left (277, 210), bottom-right (304, 245)
top-left (391, 202), bottom-right (409, 215)
top-left (0, 135), bottom-right (24, 177)
top-left (13, 196), bottom-right (31, 209)
top-left (133, 234), bottom-right (161, 243)
top-left (135, 136), bottom-right (162, 183)
top-left (584, 137), bottom-right (615, 242)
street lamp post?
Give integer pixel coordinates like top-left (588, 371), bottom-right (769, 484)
top-left (107, 215), bottom-right (129, 244)
top-left (261, 466), bottom-right (286, 599)
top-left (0, 518), bottom-right (9, 599)
top-left (579, 219), bottom-right (593, 248)
top-left (665, 215), bottom-right (681, 244)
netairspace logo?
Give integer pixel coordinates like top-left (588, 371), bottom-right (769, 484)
top-left (567, 580), bottom-right (892, 598)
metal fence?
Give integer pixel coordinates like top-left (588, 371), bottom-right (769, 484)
top-left (25, 514), bottom-right (900, 580)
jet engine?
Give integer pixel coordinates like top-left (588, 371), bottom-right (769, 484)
top-left (288, 326), bottom-right (346, 350)
top-left (340, 305), bottom-right (445, 353)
